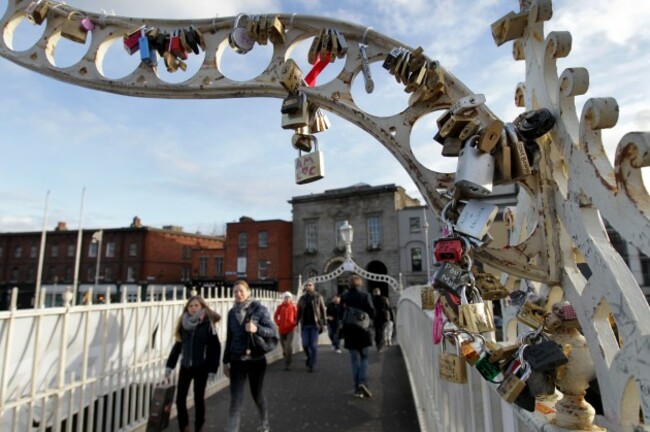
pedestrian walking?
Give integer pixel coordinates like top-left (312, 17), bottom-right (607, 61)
top-left (371, 287), bottom-right (392, 352)
top-left (223, 280), bottom-right (277, 432)
top-left (165, 296), bottom-right (221, 432)
top-left (273, 291), bottom-right (298, 370)
top-left (340, 275), bottom-right (375, 398)
top-left (296, 279), bottom-right (327, 372)
top-left (326, 293), bottom-right (343, 353)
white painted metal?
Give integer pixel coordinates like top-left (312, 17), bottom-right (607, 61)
top-left (0, 0), bottom-right (648, 430)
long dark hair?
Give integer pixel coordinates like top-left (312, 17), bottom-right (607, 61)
top-left (173, 295), bottom-right (221, 342)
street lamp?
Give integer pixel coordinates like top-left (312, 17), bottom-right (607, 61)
top-left (423, 208), bottom-right (431, 282)
top-left (92, 230), bottom-right (103, 294)
top-left (339, 220), bottom-right (354, 271)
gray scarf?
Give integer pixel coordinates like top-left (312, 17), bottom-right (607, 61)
top-left (182, 310), bottom-right (205, 331)
top-left (233, 298), bottom-right (254, 325)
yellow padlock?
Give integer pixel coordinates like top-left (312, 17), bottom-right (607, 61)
top-left (61, 11), bottom-right (87, 44)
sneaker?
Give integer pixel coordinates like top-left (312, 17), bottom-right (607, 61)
top-left (335, 349), bottom-right (342, 354)
top-left (359, 384), bottom-right (372, 398)
top-left (354, 390), bottom-right (365, 398)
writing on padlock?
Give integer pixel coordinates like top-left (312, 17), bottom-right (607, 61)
top-left (516, 300), bottom-right (546, 329)
top-left (432, 262), bottom-right (467, 291)
top-left (454, 200), bottom-right (498, 240)
top-left (438, 333), bottom-right (468, 384)
top-left (295, 140), bottom-right (325, 185)
top-left (472, 268), bottom-right (509, 301)
top-left (458, 284), bottom-right (495, 333)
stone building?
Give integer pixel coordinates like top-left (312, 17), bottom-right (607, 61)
top-left (289, 183), bottom-right (420, 301)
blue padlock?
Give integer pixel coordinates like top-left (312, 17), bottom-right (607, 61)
top-left (139, 30), bottom-right (157, 67)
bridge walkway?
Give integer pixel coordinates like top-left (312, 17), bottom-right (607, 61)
top-left (198, 344), bottom-right (421, 431)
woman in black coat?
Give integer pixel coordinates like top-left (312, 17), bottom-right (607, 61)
top-left (165, 295), bottom-right (221, 432)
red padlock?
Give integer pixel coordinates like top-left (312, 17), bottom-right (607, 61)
top-left (169, 32), bottom-right (188, 60)
top-left (124, 27), bottom-right (144, 55)
top-left (433, 237), bottom-right (464, 263)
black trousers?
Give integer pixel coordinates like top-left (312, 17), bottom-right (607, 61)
top-left (176, 365), bottom-right (209, 430)
top-left (228, 358), bottom-right (268, 432)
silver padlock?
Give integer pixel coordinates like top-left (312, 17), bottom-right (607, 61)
top-left (281, 91), bottom-right (309, 129)
top-left (454, 200), bottom-right (498, 240)
top-left (454, 136), bottom-right (494, 197)
top-left (295, 139), bottom-right (325, 184)
top-left (229, 14), bottom-right (255, 54)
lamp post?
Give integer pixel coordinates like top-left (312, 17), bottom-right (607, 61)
top-left (423, 208), bottom-right (431, 282)
top-left (92, 230), bottom-right (103, 294)
top-left (339, 220), bottom-right (354, 271)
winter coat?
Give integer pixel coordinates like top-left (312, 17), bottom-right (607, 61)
top-left (297, 292), bottom-right (327, 331)
top-left (326, 301), bottom-right (343, 328)
top-left (372, 294), bottom-right (392, 328)
top-left (166, 318), bottom-right (221, 373)
top-left (274, 301), bottom-right (298, 335)
top-left (340, 288), bottom-right (376, 350)
top-left (223, 300), bottom-right (277, 363)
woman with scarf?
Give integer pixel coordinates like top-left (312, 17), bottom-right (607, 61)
top-left (165, 295), bottom-right (221, 432)
top-left (223, 280), bottom-right (277, 432)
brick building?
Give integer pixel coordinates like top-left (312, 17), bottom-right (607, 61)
top-left (0, 217), bottom-right (224, 308)
top-left (224, 217), bottom-right (293, 293)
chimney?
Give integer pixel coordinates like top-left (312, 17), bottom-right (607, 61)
top-left (131, 216), bottom-right (142, 228)
top-left (55, 221), bottom-right (67, 231)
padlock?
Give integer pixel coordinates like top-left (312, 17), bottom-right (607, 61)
top-left (281, 92), bottom-right (309, 129)
top-left (268, 16), bottom-right (285, 44)
top-left (492, 128), bottom-right (513, 184)
top-left (516, 300), bottom-right (546, 329)
top-left (451, 94), bottom-right (486, 116)
top-left (433, 237), bottom-right (464, 263)
top-left (505, 123), bottom-right (532, 179)
top-left (472, 268), bottom-right (509, 301)
top-left (454, 200), bottom-right (498, 240)
top-left (455, 136), bottom-right (495, 197)
top-left (438, 290), bottom-right (461, 327)
top-left (438, 333), bottom-right (467, 384)
top-left (61, 12), bottom-right (87, 44)
top-left (169, 32), bottom-right (188, 60)
top-left (139, 29), bottom-right (157, 67)
top-left (279, 59), bottom-right (302, 93)
top-left (291, 127), bottom-right (314, 152)
top-left (124, 26), bottom-right (145, 55)
top-left (488, 342), bottom-right (520, 363)
top-left (474, 353), bottom-right (503, 382)
top-left (25, 0), bottom-right (49, 25)
top-left (459, 334), bottom-right (484, 366)
top-left (230, 14), bottom-right (255, 54)
top-left (295, 141), bottom-right (325, 185)
top-left (522, 339), bottom-right (568, 373)
top-left (458, 285), bottom-right (495, 333)
top-left (477, 119), bottom-right (504, 153)
top-left (516, 108), bottom-right (556, 140)
top-left (310, 108), bottom-right (330, 134)
top-left (421, 286), bottom-right (437, 310)
top-left (526, 370), bottom-right (556, 397)
top-left (497, 361), bottom-right (531, 403)
top-left (432, 261), bottom-right (467, 291)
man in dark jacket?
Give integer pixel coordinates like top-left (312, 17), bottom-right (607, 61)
top-left (372, 287), bottom-right (392, 352)
top-left (326, 294), bottom-right (343, 353)
top-left (297, 280), bottom-right (327, 372)
top-left (340, 274), bottom-right (375, 398)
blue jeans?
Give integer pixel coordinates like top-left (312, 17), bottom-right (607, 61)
top-left (227, 358), bottom-right (268, 432)
top-left (301, 324), bottom-right (320, 369)
top-left (348, 347), bottom-right (369, 391)
top-left (327, 323), bottom-right (340, 350)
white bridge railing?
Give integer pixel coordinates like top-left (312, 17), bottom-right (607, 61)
top-left (0, 287), bottom-right (282, 432)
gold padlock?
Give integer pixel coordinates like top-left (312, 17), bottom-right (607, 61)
top-left (61, 11), bottom-right (87, 44)
top-left (458, 285), bottom-right (495, 333)
top-left (25, 0), bottom-right (49, 25)
top-left (420, 286), bottom-right (436, 310)
top-left (472, 268), bottom-right (509, 300)
top-left (438, 333), bottom-right (467, 384)
top-left (516, 300), bottom-right (546, 329)
top-left (497, 362), bottom-right (531, 403)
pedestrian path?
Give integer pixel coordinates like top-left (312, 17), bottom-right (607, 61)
top-left (199, 344), bottom-right (420, 431)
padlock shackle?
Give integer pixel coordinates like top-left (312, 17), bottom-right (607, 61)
top-left (234, 13), bottom-right (248, 28)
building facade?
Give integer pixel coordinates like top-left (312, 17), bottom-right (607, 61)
top-left (224, 217), bottom-right (293, 293)
top-left (290, 183), bottom-right (420, 301)
top-left (397, 206), bottom-right (442, 287)
top-left (0, 217), bottom-right (224, 308)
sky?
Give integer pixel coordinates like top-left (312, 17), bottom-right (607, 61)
top-left (0, 0), bottom-right (648, 235)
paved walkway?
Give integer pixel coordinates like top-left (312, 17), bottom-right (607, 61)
top-left (198, 344), bottom-right (420, 431)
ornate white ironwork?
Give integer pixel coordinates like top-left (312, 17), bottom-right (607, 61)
top-left (1, 0), bottom-right (648, 429)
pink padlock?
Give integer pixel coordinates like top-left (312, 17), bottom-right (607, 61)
top-left (81, 17), bottom-right (95, 32)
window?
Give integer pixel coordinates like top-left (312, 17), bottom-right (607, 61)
top-left (409, 217), bottom-right (421, 233)
top-left (334, 220), bottom-right (346, 250)
top-left (51, 245), bottom-right (59, 258)
top-left (129, 242), bottom-right (138, 257)
top-left (14, 245), bottom-right (22, 258)
top-left (367, 216), bottom-right (382, 249)
top-left (27, 266), bottom-right (35, 282)
top-left (104, 266), bottom-right (113, 282)
top-left (258, 231), bottom-right (268, 248)
top-left (10, 267), bottom-right (19, 282)
top-left (30, 245), bottom-right (38, 258)
top-left (258, 260), bottom-right (269, 279)
top-left (65, 267), bottom-right (72, 281)
top-left (182, 246), bottom-right (191, 260)
top-left (215, 257), bottom-right (224, 276)
top-left (305, 222), bottom-right (318, 252)
top-left (48, 266), bottom-right (56, 282)
top-left (126, 266), bottom-right (135, 282)
top-left (89, 243), bottom-right (98, 258)
top-left (87, 266), bottom-right (95, 282)
top-left (106, 242), bottom-right (116, 258)
top-left (182, 266), bottom-right (191, 282)
top-left (238, 233), bottom-right (248, 252)
top-left (237, 257), bottom-right (247, 276)
top-left (411, 247), bottom-right (423, 272)
top-left (67, 244), bottom-right (75, 257)
top-left (199, 257), bottom-right (208, 277)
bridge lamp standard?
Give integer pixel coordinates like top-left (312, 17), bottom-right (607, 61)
top-left (339, 220), bottom-right (354, 271)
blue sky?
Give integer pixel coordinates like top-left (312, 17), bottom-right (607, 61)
top-left (0, 0), bottom-right (648, 234)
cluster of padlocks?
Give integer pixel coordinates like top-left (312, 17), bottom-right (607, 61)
top-left (123, 26), bottom-right (206, 72)
top-left (25, 0), bottom-right (95, 43)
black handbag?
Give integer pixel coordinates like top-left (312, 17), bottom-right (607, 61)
top-left (342, 307), bottom-right (370, 330)
top-left (249, 332), bottom-right (279, 357)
